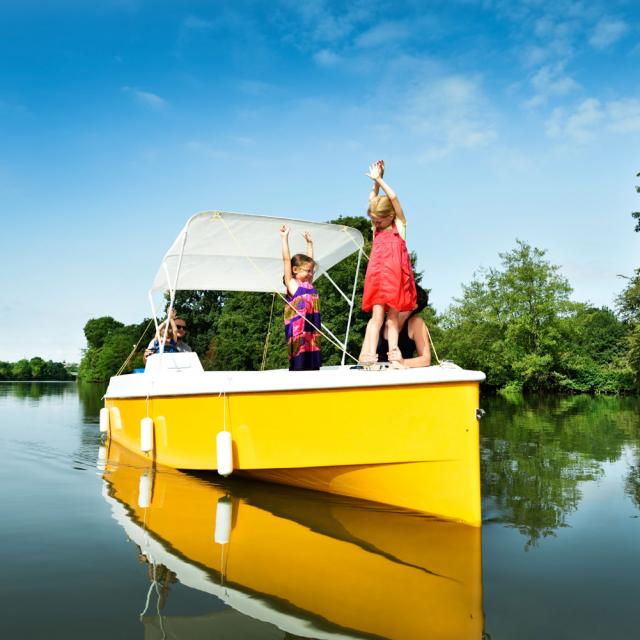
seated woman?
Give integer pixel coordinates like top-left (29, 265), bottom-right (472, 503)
top-left (376, 286), bottom-right (431, 368)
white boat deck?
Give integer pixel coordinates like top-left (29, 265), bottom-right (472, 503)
top-left (105, 352), bottom-right (485, 399)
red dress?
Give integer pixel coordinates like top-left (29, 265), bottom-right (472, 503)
top-left (362, 222), bottom-right (417, 312)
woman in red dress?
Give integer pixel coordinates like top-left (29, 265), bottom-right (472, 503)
top-left (359, 160), bottom-right (417, 364)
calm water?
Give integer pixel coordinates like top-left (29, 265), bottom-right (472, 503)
top-left (1, 383), bottom-right (638, 639)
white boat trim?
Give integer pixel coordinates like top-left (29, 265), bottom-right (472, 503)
top-left (105, 353), bottom-right (485, 399)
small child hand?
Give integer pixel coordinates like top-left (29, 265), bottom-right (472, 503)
top-left (303, 231), bottom-right (312, 243)
top-left (279, 224), bottom-right (289, 237)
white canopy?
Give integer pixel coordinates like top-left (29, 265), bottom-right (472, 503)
top-left (151, 211), bottom-right (364, 293)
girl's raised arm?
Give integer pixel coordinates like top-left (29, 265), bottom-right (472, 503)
top-left (303, 231), bottom-right (313, 259)
top-left (366, 160), bottom-right (383, 203)
top-left (366, 160), bottom-right (406, 224)
top-left (279, 225), bottom-right (296, 295)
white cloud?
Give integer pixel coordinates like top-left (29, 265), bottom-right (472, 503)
top-left (313, 48), bottom-right (341, 66)
top-left (122, 86), bottom-right (167, 110)
top-left (544, 96), bottom-right (640, 142)
top-left (283, 0), bottom-right (367, 44)
top-left (183, 15), bottom-right (215, 31)
top-left (402, 74), bottom-right (497, 158)
top-left (589, 17), bottom-right (628, 49)
top-left (606, 99), bottom-right (640, 133)
top-left (525, 62), bottom-right (579, 108)
top-left (546, 98), bottom-right (603, 142)
top-left (545, 93), bottom-right (640, 144)
top-left (354, 21), bottom-right (409, 48)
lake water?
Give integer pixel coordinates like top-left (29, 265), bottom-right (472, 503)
top-left (1, 382), bottom-right (638, 639)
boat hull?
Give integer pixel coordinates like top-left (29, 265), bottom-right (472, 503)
top-left (105, 368), bottom-right (482, 525)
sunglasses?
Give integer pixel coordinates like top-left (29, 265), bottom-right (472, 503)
top-left (175, 325), bottom-right (187, 330)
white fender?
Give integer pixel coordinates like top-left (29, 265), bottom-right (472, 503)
top-left (216, 431), bottom-right (233, 477)
top-left (99, 407), bottom-right (110, 433)
top-left (138, 470), bottom-right (153, 508)
top-left (96, 445), bottom-right (107, 472)
top-left (214, 496), bottom-right (233, 544)
top-left (140, 417), bottom-right (154, 453)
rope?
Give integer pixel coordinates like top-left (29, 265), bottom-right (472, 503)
top-left (261, 293), bottom-right (276, 370)
top-left (115, 319), bottom-right (155, 377)
top-left (426, 326), bottom-right (441, 365)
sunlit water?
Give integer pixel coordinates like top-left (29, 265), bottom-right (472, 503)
top-left (1, 383), bottom-right (638, 639)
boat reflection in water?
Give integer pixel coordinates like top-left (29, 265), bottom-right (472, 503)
top-left (101, 442), bottom-right (484, 639)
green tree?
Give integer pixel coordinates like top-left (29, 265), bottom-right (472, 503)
top-left (11, 359), bottom-right (31, 380)
top-left (29, 357), bottom-right (46, 379)
top-left (555, 305), bottom-right (635, 393)
top-left (79, 319), bottom-right (148, 381)
top-left (616, 269), bottom-right (640, 386)
top-left (0, 361), bottom-right (12, 380)
top-left (84, 316), bottom-right (124, 349)
top-left (441, 240), bottom-right (574, 391)
top-left (632, 171), bottom-right (639, 232)
top-left (172, 291), bottom-right (224, 369)
top-left (212, 291), bottom-right (279, 370)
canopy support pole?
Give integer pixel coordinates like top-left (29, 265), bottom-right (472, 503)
top-left (154, 227), bottom-right (189, 356)
top-left (341, 248), bottom-right (362, 366)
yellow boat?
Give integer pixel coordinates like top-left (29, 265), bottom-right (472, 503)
top-left (101, 441), bottom-right (484, 639)
top-left (103, 211), bottom-right (485, 526)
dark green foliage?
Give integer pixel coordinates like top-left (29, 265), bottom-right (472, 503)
top-left (0, 358), bottom-right (75, 381)
top-left (616, 268), bottom-right (640, 386)
top-left (213, 291), bottom-right (284, 371)
top-left (84, 316), bottom-right (124, 349)
top-left (616, 268), bottom-right (640, 324)
top-left (171, 291), bottom-right (224, 369)
top-left (633, 171), bottom-right (639, 233)
top-left (441, 240), bottom-right (634, 393)
top-left (78, 318), bottom-right (149, 381)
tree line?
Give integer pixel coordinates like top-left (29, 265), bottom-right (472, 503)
top-left (78, 198), bottom-right (640, 394)
top-left (0, 357), bottom-right (76, 381)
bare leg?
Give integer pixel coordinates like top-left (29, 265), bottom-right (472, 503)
top-left (359, 305), bottom-right (385, 362)
top-left (386, 308), bottom-right (400, 356)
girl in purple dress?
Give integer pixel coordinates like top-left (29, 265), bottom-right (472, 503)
top-left (279, 225), bottom-right (321, 370)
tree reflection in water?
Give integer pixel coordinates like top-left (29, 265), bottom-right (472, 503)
top-left (481, 394), bottom-right (640, 548)
top-left (77, 381), bottom-right (108, 422)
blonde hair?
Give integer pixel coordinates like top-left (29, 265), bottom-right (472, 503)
top-left (368, 195), bottom-right (395, 220)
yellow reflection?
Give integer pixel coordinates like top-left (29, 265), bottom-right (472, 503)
top-left (101, 442), bottom-right (484, 640)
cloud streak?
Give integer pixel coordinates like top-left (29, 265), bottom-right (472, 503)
top-left (122, 87), bottom-right (167, 110)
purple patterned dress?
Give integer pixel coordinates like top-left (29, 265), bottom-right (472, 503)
top-left (284, 280), bottom-right (321, 371)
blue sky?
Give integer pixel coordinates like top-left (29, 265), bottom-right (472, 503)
top-left (2, 0), bottom-right (639, 362)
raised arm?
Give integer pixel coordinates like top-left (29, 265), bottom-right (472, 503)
top-left (279, 225), bottom-right (296, 295)
top-left (303, 231), bottom-right (314, 259)
top-left (367, 160), bottom-right (383, 203)
top-left (366, 160), bottom-right (406, 224)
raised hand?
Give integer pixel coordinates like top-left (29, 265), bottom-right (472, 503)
top-left (302, 231), bottom-right (313, 243)
top-left (279, 224), bottom-right (290, 237)
top-left (365, 162), bottom-right (382, 181)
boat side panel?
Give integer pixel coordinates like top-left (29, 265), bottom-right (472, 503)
top-left (105, 382), bottom-right (480, 471)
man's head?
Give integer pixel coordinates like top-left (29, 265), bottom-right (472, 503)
top-left (175, 318), bottom-right (188, 341)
